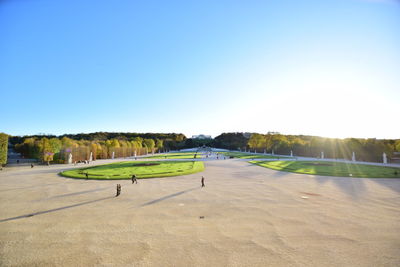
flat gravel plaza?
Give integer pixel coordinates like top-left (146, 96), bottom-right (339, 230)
top-left (1, 156), bottom-right (400, 266)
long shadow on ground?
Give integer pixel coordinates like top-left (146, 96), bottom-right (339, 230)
top-left (140, 187), bottom-right (200, 207)
top-left (48, 187), bottom-right (111, 199)
top-left (0, 182), bottom-right (61, 192)
top-left (0, 196), bottom-right (114, 223)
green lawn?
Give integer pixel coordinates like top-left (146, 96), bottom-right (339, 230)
top-left (250, 160), bottom-right (400, 178)
top-left (144, 152), bottom-right (202, 159)
top-left (222, 151), bottom-right (283, 159)
top-left (60, 161), bottom-right (204, 179)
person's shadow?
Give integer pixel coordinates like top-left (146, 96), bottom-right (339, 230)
top-left (139, 187), bottom-right (200, 207)
top-left (0, 196), bottom-right (114, 223)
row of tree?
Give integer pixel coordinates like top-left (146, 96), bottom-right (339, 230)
top-left (9, 132), bottom-right (186, 146)
top-left (14, 136), bottom-right (167, 164)
top-left (9, 131), bottom-right (400, 164)
top-left (213, 132), bottom-right (400, 163)
top-left (213, 133), bottom-right (247, 150)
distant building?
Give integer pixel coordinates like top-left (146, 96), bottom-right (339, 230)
top-left (242, 132), bottom-right (252, 139)
top-left (192, 134), bottom-right (212, 139)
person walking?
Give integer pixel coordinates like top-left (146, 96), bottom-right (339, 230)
top-left (116, 184), bottom-right (121, 197)
top-left (131, 174), bottom-right (137, 184)
top-left (201, 176), bottom-right (205, 188)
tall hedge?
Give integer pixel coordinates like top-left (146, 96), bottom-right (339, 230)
top-left (0, 133), bottom-right (8, 165)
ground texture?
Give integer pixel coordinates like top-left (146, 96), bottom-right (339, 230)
top-left (1, 156), bottom-right (399, 267)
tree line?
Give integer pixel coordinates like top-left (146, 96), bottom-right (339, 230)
top-left (12, 132), bottom-right (187, 164)
top-left (213, 132), bottom-right (400, 163)
top-left (10, 132), bottom-right (185, 147)
top-left (6, 131), bottom-right (400, 164)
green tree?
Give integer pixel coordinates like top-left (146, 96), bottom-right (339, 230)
top-left (0, 133), bottom-right (8, 166)
top-left (156, 139), bottom-right (164, 150)
top-left (39, 138), bottom-right (53, 164)
top-left (270, 134), bottom-right (287, 153)
top-left (213, 133), bottom-right (248, 150)
top-left (248, 133), bottom-right (266, 151)
top-left (49, 138), bottom-right (62, 154)
top-left (264, 134), bottom-right (274, 151)
top-left (110, 139), bottom-right (120, 148)
top-left (395, 140), bottom-right (400, 152)
top-left (61, 137), bottom-right (75, 148)
top-left (291, 137), bottom-right (307, 156)
top-left (143, 139), bottom-right (155, 151)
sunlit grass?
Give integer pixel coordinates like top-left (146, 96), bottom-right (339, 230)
top-left (250, 160), bottom-right (400, 178)
top-left (60, 161), bottom-right (204, 179)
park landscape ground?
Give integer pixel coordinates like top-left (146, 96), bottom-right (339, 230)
top-left (1, 151), bottom-right (400, 266)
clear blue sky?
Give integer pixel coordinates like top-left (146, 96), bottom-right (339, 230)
top-left (1, 0), bottom-right (399, 139)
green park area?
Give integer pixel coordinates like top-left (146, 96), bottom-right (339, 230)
top-left (60, 160), bottom-right (204, 179)
top-left (222, 151), bottom-right (283, 159)
top-left (144, 152), bottom-right (202, 159)
top-left (250, 160), bottom-right (400, 178)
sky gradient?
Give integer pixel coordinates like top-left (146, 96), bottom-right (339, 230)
top-left (1, 0), bottom-right (399, 139)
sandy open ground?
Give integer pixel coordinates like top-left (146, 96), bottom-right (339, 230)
top-left (1, 156), bottom-right (400, 266)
